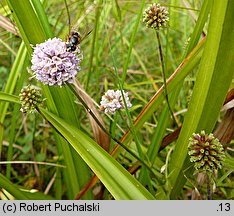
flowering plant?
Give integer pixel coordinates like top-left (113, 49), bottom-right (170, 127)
top-left (31, 38), bottom-right (81, 86)
top-left (100, 90), bottom-right (132, 114)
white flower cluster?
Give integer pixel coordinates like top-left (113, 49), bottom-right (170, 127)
top-left (100, 90), bottom-right (132, 114)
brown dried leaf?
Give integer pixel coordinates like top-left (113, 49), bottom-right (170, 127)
top-left (214, 108), bottom-right (234, 145)
top-left (74, 80), bottom-right (110, 152)
top-left (0, 15), bottom-right (19, 36)
top-left (214, 88), bottom-right (234, 144)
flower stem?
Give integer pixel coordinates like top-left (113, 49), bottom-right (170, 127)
top-left (207, 172), bottom-right (212, 200)
top-left (156, 31), bottom-right (178, 126)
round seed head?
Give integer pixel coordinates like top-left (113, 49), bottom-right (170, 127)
top-left (188, 130), bottom-right (225, 172)
top-left (143, 3), bottom-right (169, 30)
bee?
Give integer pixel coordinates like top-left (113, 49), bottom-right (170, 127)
top-left (66, 31), bottom-right (81, 52)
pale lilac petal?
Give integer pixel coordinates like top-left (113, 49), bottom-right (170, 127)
top-left (31, 38), bottom-right (81, 86)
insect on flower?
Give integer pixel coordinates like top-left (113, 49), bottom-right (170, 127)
top-left (66, 29), bottom-right (92, 52)
top-left (64, 0), bottom-right (92, 52)
top-left (66, 31), bottom-right (82, 52)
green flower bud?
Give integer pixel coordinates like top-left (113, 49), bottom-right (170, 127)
top-left (19, 85), bottom-right (42, 113)
top-left (143, 3), bottom-right (169, 30)
top-left (188, 130), bottom-right (225, 172)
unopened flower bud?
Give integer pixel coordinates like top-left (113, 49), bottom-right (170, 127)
top-left (19, 85), bottom-right (42, 113)
top-left (143, 3), bottom-right (169, 30)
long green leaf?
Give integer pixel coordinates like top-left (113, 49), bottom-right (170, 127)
top-left (38, 107), bottom-right (155, 200)
top-left (0, 93), bottom-right (20, 104)
top-left (121, 0), bottom-right (146, 84)
top-left (0, 43), bottom-right (26, 123)
top-left (0, 43), bottom-right (27, 157)
top-left (223, 156), bottom-right (234, 170)
top-left (168, 0), bottom-right (234, 198)
top-left (79, 36), bottom-right (205, 196)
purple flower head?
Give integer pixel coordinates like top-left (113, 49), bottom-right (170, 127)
top-left (100, 90), bottom-right (132, 114)
top-left (31, 38), bottom-right (81, 86)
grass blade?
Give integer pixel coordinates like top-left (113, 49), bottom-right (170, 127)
top-left (168, 0), bottom-right (234, 198)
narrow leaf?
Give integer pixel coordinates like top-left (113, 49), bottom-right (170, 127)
top-left (38, 107), bottom-right (155, 200)
top-left (168, 0), bottom-right (234, 198)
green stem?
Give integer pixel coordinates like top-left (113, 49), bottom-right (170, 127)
top-left (156, 31), bottom-right (178, 127)
top-left (64, 0), bottom-right (71, 35)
